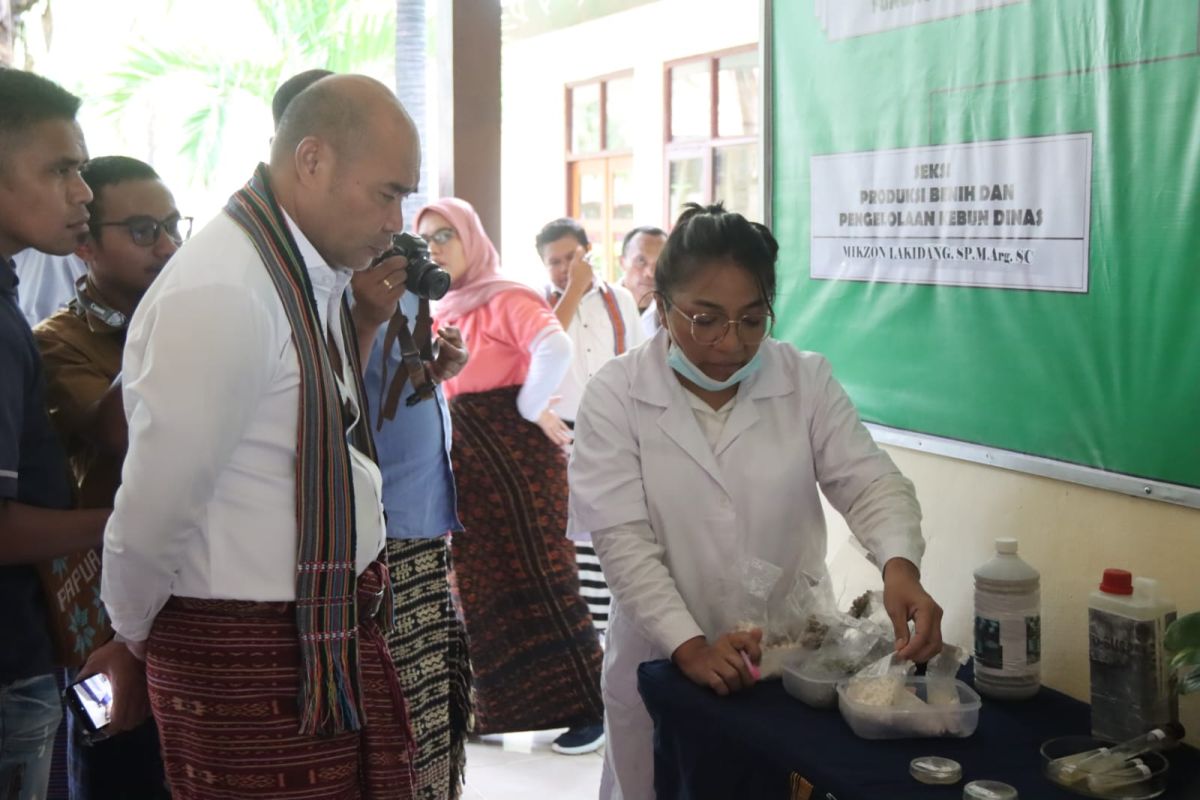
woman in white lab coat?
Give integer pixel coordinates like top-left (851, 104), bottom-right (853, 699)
top-left (568, 203), bottom-right (944, 799)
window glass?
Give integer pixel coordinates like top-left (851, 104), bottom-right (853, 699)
top-left (669, 60), bottom-right (711, 140)
top-left (668, 156), bottom-right (706, 223)
top-left (571, 82), bottom-right (601, 153)
top-left (717, 50), bottom-right (760, 138)
top-left (714, 142), bottom-right (761, 222)
top-left (605, 76), bottom-right (633, 152)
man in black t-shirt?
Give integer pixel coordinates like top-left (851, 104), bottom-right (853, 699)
top-left (0, 68), bottom-right (112, 799)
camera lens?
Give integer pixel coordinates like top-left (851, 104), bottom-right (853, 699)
top-left (409, 263), bottom-right (451, 301)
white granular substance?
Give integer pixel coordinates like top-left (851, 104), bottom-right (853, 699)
top-left (844, 676), bottom-right (903, 706)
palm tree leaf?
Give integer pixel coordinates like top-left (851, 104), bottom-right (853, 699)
top-left (101, 0), bottom-right (395, 186)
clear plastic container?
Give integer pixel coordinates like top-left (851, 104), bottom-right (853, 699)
top-left (911, 756), bottom-right (962, 785)
top-left (836, 677), bottom-right (981, 739)
top-left (1089, 571), bottom-right (1178, 742)
top-left (1041, 735), bottom-right (1168, 799)
top-left (964, 780), bottom-right (1019, 799)
top-left (782, 660), bottom-right (851, 709)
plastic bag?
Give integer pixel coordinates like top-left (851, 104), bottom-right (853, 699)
top-left (846, 652), bottom-right (916, 703)
top-left (926, 644), bottom-right (969, 707)
top-left (736, 557), bottom-right (783, 633)
top-left (731, 564), bottom-right (844, 679)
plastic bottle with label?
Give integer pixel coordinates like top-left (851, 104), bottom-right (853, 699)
top-left (973, 538), bottom-right (1041, 700)
top-left (1088, 569), bottom-right (1178, 742)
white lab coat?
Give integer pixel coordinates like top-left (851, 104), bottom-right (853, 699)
top-left (568, 330), bottom-right (925, 800)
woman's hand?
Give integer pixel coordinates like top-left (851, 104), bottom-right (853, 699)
top-left (883, 557), bottom-right (944, 663)
top-left (672, 629), bottom-right (763, 696)
top-left (431, 326), bottom-right (468, 382)
top-left (536, 399), bottom-right (573, 446)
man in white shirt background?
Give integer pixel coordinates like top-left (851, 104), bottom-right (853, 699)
top-left (12, 249), bottom-right (87, 326)
top-left (537, 217), bottom-right (643, 656)
top-left (100, 74), bottom-right (424, 798)
top-left (617, 225), bottom-right (667, 339)
top-left (539, 217), bottom-right (644, 428)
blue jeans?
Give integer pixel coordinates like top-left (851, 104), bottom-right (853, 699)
top-left (0, 674), bottom-right (62, 800)
top-left (67, 709), bottom-right (168, 800)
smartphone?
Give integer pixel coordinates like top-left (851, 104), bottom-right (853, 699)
top-left (65, 673), bottom-right (114, 740)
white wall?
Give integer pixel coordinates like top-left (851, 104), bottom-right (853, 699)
top-left (824, 446), bottom-right (1200, 745)
top-left (500, 0), bottom-right (759, 287)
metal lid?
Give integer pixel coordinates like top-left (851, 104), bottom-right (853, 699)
top-left (964, 779), bottom-right (1018, 800)
top-left (910, 756), bottom-right (962, 785)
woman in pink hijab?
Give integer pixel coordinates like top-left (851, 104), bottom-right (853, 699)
top-left (417, 198), bottom-right (604, 750)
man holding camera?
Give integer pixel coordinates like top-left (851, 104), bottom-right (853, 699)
top-left (274, 68), bottom-right (473, 800)
top-left (101, 74), bottom-right (424, 798)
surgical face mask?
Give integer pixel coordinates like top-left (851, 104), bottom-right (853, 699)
top-left (667, 341), bottom-right (763, 392)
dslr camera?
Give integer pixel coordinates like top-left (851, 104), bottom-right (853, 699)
top-left (373, 232), bottom-right (451, 300)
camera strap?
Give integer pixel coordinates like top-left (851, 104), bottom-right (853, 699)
top-left (74, 275), bottom-right (129, 329)
top-left (376, 297), bottom-right (437, 430)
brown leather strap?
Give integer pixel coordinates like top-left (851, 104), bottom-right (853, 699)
top-left (376, 298), bottom-right (437, 430)
top-left (413, 297), bottom-right (433, 361)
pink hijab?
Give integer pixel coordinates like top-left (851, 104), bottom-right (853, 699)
top-left (417, 197), bottom-right (544, 324)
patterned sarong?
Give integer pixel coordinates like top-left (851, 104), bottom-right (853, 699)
top-left (448, 386), bottom-right (604, 734)
top-left (384, 537), bottom-right (472, 800)
top-left (145, 563), bottom-right (416, 800)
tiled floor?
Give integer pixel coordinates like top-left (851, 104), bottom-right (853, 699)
top-left (462, 729), bottom-right (602, 800)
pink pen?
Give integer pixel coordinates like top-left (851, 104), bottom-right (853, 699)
top-left (740, 650), bottom-right (761, 681)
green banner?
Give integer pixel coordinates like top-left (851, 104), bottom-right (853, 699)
top-left (771, 0), bottom-right (1200, 488)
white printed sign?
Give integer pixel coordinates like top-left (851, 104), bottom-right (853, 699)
top-left (810, 133), bottom-right (1094, 292)
top-left (815, 0), bottom-right (1024, 42)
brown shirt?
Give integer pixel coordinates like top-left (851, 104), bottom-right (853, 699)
top-left (33, 282), bottom-right (126, 509)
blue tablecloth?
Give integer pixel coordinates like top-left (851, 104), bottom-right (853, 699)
top-left (637, 660), bottom-right (1200, 800)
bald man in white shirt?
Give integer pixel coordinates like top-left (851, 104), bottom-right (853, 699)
top-left (101, 75), bottom-right (424, 799)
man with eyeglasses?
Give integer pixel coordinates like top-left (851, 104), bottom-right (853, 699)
top-left (33, 155), bottom-right (179, 800)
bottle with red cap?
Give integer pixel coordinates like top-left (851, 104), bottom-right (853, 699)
top-left (1088, 568), bottom-right (1178, 742)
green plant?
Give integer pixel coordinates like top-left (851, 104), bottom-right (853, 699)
top-left (101, 0), bottom-right (393, 186)
top-left (1165, 611), bottom-right (1200, 695)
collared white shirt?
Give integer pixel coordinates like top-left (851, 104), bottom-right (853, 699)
top-left (686, 391), bottom-right (736, 450)
top-left (12, 249), bottom-right (87, 326)
top-left (551, 280), bottom-right (644, 422)
top-left (640, 298), bottom-right (661, 341)
top-left (570, 331), bottom-right (924, 656)
top-left (102, 211), bottom-right (385, 642)
top-left (571, 332), bottom-right (925, 800)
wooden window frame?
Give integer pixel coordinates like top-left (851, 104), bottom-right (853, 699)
top-left (663, 45), bottom-right (759, 223)
top-left (565, 71), bottom-right (635, 282)
top-left (565, 70), bottom-right (635, 155)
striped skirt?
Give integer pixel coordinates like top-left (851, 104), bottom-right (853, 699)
top-left (145, 562), bottom-right (417, 800)
top-left (384, 537), bottom-right (472, 800)
top-left (448, 386), bottom-right (604, 734)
